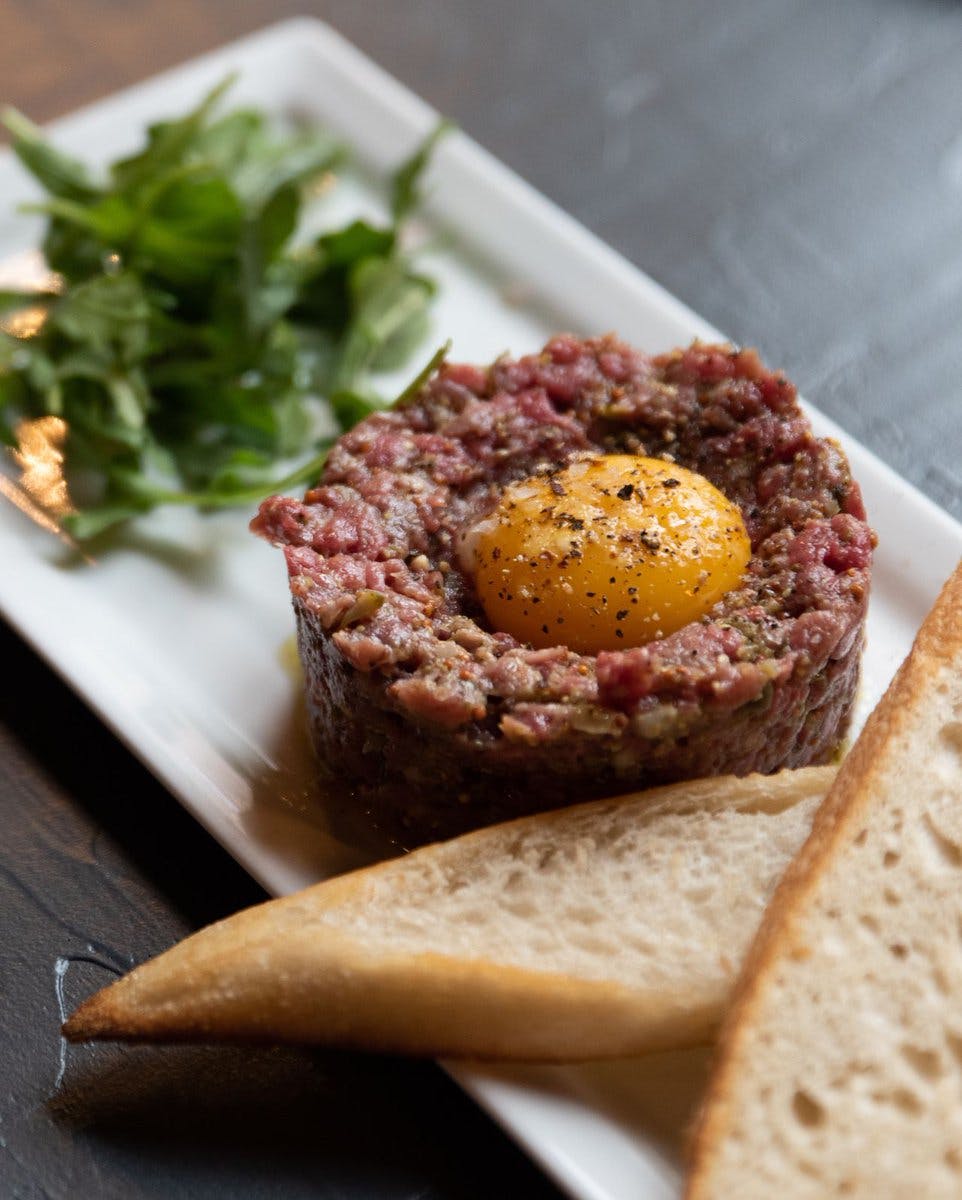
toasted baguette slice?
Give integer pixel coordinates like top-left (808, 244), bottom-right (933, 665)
top-left (63, 768), bottom-right (830, 1061)
top-left (687, 561), bottom-right (962, 1199)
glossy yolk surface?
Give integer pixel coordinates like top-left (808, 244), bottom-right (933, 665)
top-left (462, 455), bottom-right (751, 653)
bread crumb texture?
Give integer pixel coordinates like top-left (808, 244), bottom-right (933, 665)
top-left (316, 780), bottom-right (822, 993)
top-left (687, 562), bottom-right (962, 1199)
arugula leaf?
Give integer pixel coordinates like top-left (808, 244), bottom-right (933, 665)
top-left (322, 220), bottom-right (396, 266)
top-left (189, 109), bottom-right (262, 174)
top-left (62, 501), bottom-right (151, 541)
top-left (0, 288), bottom-right (57, 313)
top-left (230, 124), bottom-right (343, 211)
top-left (2, 107), bottom-right (101, 201)
top-left (50, 272), bottom-right (152, 361)
top-left (0, 79), bottom-right (449, 542)
top-left (330, 389), bottom-right (381, 429)
top-left (391, 119), bottom-right (453, 221)
top-left (110, 76), bottom-right (236, 195)
top-left (391, 341), bottom-right (451, 409)
top-left (335, 258), bottom-right (434, 387)
top-left (0, 365), bottom-right (25, 444)
top-left (135, 173), bottom-right (245, 284)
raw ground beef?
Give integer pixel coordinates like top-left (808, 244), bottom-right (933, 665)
top-left (253, 335), bottom-right (874, 846)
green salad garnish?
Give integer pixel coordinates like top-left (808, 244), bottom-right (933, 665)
top-left (0, 77), bottom-right (448, 539)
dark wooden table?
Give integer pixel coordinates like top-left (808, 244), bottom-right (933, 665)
top-left (2, 2), bottom-right (961, 1197)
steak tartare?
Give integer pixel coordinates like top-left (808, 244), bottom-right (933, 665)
top-left (253, 336), bottom-right (873, 845)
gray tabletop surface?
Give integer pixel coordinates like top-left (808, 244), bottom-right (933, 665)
top-left (2, 1), bottom-right (961, 1197)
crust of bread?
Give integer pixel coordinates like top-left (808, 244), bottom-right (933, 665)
top-left (686, 560), bottom-right (962, 1197)
top-left (64, 940), bottom-right (717, 1061)
top-left (63, 767), bottom-right (832, 1061)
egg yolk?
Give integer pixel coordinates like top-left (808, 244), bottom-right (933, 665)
top-left (461, 455), bottom-right (751, 653)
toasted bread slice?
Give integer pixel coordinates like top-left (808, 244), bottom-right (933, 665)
top-left (686, 561), bottom-right (962, 1198)
top-left (63, 768), bottom-right (831, 1061)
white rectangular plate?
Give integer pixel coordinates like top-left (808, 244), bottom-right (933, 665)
top-left (2, 20), bottom-right (960, 1200)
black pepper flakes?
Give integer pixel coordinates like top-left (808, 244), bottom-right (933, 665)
top-left (557, 512), bottom-right (584, 531)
